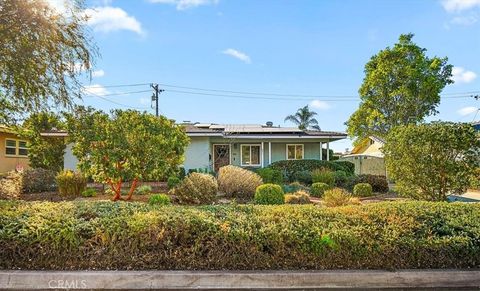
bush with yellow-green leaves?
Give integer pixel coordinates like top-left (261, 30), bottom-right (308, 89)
top-left (0, 200), bottom-right (478, 270)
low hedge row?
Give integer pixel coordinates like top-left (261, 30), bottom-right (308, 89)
top-left (0, 201), bottom-right (478, 270)
top-left (268, 159), bottom-right (354, 182)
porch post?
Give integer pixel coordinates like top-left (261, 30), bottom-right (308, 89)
top-left (261, 142), bottom-right (264, 168)
top-left (326, 141), bottom-right (330, 161)
top-left (319, 142), bottom-right (323, 160)
top-left (268, 142), bottom-right (272, 165)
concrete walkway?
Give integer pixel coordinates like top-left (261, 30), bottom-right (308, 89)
top-left (0, 270), bottom-right (479, 290)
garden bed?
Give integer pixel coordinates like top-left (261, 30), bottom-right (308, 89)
top-left (0, 200), bottom-right (478, 270)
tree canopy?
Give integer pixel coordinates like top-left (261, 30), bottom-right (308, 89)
top-left (383, 122), bottom-right (480, 201)
top-left (0, 0), bottom-right (96, 124)
top-left (66, 108), bottom-right (189, 201)
top-left (284, 105), bottom-right (321, 130)
top-left (346, 33), bottom-right (453, 143)
top-left (20, 112), bottom-right (66, 172)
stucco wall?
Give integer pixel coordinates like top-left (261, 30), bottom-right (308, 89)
top-left (64, 143), bottom-right (79, 171)
top-left (0, 132), bottom-right (30, 174)
top-left (341, 155), bottom-right (386, 176)
top-left (183, 137), bottom-right (211, 171)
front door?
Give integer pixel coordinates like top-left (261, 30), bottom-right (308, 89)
top-left (213, 144), bottom-right (230, 172)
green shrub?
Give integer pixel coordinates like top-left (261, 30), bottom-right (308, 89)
top-left (323, 188), bottom-right (359, 207)
top-left (218, 166), bottom-right (263, 199)
top-left (312, 168), bottom-right (335, 186)
top-left (188, 168), bottom-right (215, 175)
top-left (471, 168), bottom-right (480, 190)
top-left (170, 173), bottom-right (218, 205)
top-left (178, 167), bottom-right (186, 179)
top-left (333, 161), bottom-right (355, 175)
top-left (293, 170), bottom-right (312, 185)
top-left (284, 190), bottom-right (311, 204)
top-left (357, 174), bottom-right (389, 193)
top-left (81, 188), bottom-right (97, 197)
top-left (353, 183), bottom-right (373, 197)
top-left (256, 168), bottom-right (284, 184)
top-left (135, 185), bottom-right (152, 195)
top-left (254, 184), bottom-right (285, 205)
top-left (0, 201), bottom-right (479, 270)
top-left (167, 176), bottom-right (181, 190)
top-left (282, 182), bottom-right (309, 194)
top-left (333, 170), bottom-right (348, 187)
top-left (268, 159), bottom-right (354, 182)
top-left (56, 170), bottom-right (87, 198)
top-left (21, 168), bottom-right (57, 193)
top-left (148, 194), bottom-right (171, 206)
top-left (310, 182), bottom-right (330, 198)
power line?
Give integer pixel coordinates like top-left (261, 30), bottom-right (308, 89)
top-left (163, 89), bottom-right (360, 101)
top-left (83, 90), bottom-right (151, 110)
top-left (93, 83), bottom-right (150, 88)
top-left (83, 89), bottom-right (151, 97)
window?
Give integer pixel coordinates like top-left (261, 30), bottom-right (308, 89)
top-left (241, 144), bottom-right (261, 166)
top-left (18, 141), bottom-right (28, 156)
top-left (287, 144), bottom-right (304, 160)
top-left (5, 139), bottom-right (16, 156)
top-left (5, 139), bottom-right (28, 157)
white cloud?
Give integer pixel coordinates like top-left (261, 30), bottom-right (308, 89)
top-left (222, 48), bottom-right (251, 64)
top-left (450, 14), bottom-right (479, 25)
top-left (457, 106), bottom-right (479, 116)
top-left (149, 0), bottom-right (218, 10)
top-left (452, 66), bottom-right (477, 84)
top-left (309, 100), bottom-right (331, 110)
top-left (83, 7), bottom-right (144, 35)
top-left (83, 84), bottom-right (110, 96)
top-left (442, 0), bottom-right (480, 12)
top-left (92, 69), bottom-right (105, 77)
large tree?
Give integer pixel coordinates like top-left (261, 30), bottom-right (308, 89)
top-left (346, 34), bottom-right (453, 143)
top-left (284, 105), bottom-right (321, 130)
top-left (0, 0), bottom-right (96, 124)
top-left (20, 112), bottom-right (66, 172)
top-left (383, 122), bottom-right (480, 201)
top-left (66, 108), bottom-right (189, 201)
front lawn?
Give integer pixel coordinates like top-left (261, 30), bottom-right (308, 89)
top-left (0, 200), bottom-right (478, 270)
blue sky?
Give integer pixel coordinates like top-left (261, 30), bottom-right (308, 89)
top-left (54, 0), bottom-right (480, 151)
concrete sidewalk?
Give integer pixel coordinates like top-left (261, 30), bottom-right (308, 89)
top-left (0, 269), bottom-right (479, 290)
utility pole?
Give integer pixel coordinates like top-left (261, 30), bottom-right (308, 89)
top-left (150, 83), bottom-right (164, 117)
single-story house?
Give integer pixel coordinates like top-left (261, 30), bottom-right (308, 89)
top-left (0, 126), bottom-right (30, 173)
top-left (42, 122), bottom-right (347, 172)
top-left (339, 135), bottom-right (386, 176)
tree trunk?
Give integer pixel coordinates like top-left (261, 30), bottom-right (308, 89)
top-left (125, 178), bottom-right (138, 201)
top-left (110, 179), bottom-right (122, 201)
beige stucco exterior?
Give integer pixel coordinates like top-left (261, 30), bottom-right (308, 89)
top-left (0, 129), bottom-right (30, 174)
top-left (340, 136), bottom-right (386, 176)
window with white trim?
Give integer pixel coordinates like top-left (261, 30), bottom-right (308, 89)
top-left (18, 141), bottom-right (28, 156)
top-left (5, 139), bottom-right (28, 157)
top-left (287, 144), bottom-right (304, 160)
top-left (5, 139), bottom-right (16, 156)
top-left (241, 144), bottom-right (261, 166)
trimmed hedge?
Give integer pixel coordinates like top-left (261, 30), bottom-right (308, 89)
top-left (0, 201), bottom-right (478, 270)
top-left (353, 183), bottom-right (373, 197)
top-left (268, 160), bottom-right (354, 182)
top-left (254, 184), bottom-right (285, 205)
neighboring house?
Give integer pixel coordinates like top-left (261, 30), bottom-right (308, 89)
top-left (340, 135), bottom-right (386, 176)
top-left (0, 126), bottom-right (29, 173)
top-left (42, 122), bottom-right (347, 172)
top-left (473, 121), bottom-right (480, 132)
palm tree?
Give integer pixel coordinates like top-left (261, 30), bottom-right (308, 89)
top-left (284, 105), bottom-right (321, 130)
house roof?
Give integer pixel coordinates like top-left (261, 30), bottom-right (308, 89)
top-left (40, 123), bottom-right (347, 141)
top-left (183, 123), bottom-right (347, 140)
top-left (350, 135), bottom-right (385, 155)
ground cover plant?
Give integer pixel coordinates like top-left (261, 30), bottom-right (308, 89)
top-left (0, 200), bottom-right (478, 270)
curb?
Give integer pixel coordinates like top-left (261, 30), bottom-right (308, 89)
top-left (0, 269), bottom-right (479, 290)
